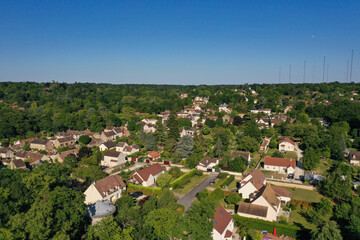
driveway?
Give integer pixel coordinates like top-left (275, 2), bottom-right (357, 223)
top-left (177, 173), bottom-right (218, 211)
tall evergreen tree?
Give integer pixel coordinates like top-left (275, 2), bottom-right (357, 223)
top-left (167, 111), bottom-right (180, 141)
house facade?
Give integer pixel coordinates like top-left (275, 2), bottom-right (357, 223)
top-left (99, 141), bottom-right (116, 151)
top-left (54, 137), bottom-right (75, 148)
top-left (238, 169), bottom-right (266, 199)
top-left (212, 205), bottom-right (234, 240)
top-left (131, 163), bottom-right (164, 187)
top-left (84, 174), bottom-right (126, 204)
top-left (196, 158), bottom-right (219, 172)
top-left (349, 151), bottom-right (360, 166)
top-left (101, 150), bottom-right (126, 168)
top-left (264, 156), bottom-right (296, 175)
top-left (30, 139), bottom-right (53, 151)
top-left (278, 137), bottom-right (295, 152)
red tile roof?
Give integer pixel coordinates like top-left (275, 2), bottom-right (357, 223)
top-left (279, 137), bottom-right (295, 146)
top-left (213, 205), bottom-right (233, 235)
top-left (264, 156), bottom-right (296, 169)
top-left (94, 175), bottom-right (126, 198)
top-left (148, 151), bottom-right (160, 158)
top-left (132, 163), bottom-right (164, 183)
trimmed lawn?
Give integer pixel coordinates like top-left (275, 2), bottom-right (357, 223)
top-left (284, 151), bottom-right (298, 160)
top-left (286, 188), bottom-right (323, 202)
top-left (288, 208), bottom-right (317, 231)
top-left (173, 175), bottom-right (208, 194)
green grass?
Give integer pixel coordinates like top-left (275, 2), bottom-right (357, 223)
top-left (284, 151), bottom-right (298, 160)
top-left (288, 209), bottom-right (317, 231)
top-left (173, 175), bottom-right (208, 194)
top-left (211, 178), bottom-right (227, 189)
top-left (311, 158), bottom-right (332, 175)
top-left (234, 215), bottom-right (300, 237)
top-left (264, 148), bottom-right (276, 157)
top-left (285, 188), bottom-right (323, 202)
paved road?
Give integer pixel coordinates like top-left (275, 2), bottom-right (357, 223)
top-left (177, 173), bottom-right (218, 211)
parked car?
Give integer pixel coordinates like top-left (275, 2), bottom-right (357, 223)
top-left (130, 191), bottom-right (143, 199)
top-left (209, 180), bottom-right (215, 185)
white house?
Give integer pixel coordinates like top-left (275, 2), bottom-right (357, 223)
top-left (142, 122), bottom-right (156, 133)
top-left (99, 141), bottom-right (116, 151)
top-left (263, 156), bottom-right (296, 175)
top-left (0, 148), bottom-right (14, 159)
top-left (115, 142), bottom-right (128, 152)
top-left (101, 150), bottom-right (126, 168)
top-left (84, 174), bottom-right (126, 204)
top-left (180, 128), bottom-right (195, 138)
top-left (237, 185), bottom-right (284, 222)
top-left (212, 205), bottom-right (234, 240)
top-left (349, 151), bottom-right (360, 166)
top-left (232, 151), bottom-right (251, 162)
top-left (131, 163), bottom-right (165, 187)
top-left (250, 108), bottom-right (271, 115)
top-left (271, 185), bottom-right (292, 204)
top-left (238, 169), bottom-right (266, 199)
top-left (121, 145), bottom-right (140, 156)
top-left (196, 158), bottom-right (219, 172)
top-left (218, 103), bottom-right (232, 114)
top-left (278, 137), bottom-right (295, 152)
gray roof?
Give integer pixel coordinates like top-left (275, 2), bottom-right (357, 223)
top-left (86, 200), bottom-right (116, 218)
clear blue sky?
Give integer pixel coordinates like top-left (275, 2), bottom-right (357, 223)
top-left (0, 0), bottom-right (359, 84)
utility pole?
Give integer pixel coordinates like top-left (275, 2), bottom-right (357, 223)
top-left (322, 56), bottom-right (326, 82)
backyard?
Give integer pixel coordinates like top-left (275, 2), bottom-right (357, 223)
top-left (172, 174), bottom-right (208, 194)
top-left (285, 188), bottom-right (323, 202)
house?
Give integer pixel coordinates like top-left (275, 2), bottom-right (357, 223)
top-left (54, 137), bottom-right (75, 149)
top-left (84, 174), bottom-right (126, 204)
top-left (278, 137), bottom-right (296, 152)
top-left (29, 139), bottom-right (53, 151)
top-left (148, 151), bottom-right (161, 161)
top-left (212, 205), bottom-right (234, 240)
top-left (270, 118), bottom-right (283, 127)
top-left (130, 163), bottom-right (165, 187)
top-left (142, 122), bottom-right (156, 133)
top-left (9, 159), bottom-right (27, 170)
top-left (88, 138), bottom-right (103, 147)
top-left (349, 151), bottom-right (360, 166)
top-left (264, 156), bottom-right (296, 175)
top-left (250, 108), bottom-right (271, 115)
top-left (99, 141), bottom-right (116, 151)
top-left (196, 158), bottom-right (219, 172)
top-left (237, 185), bottom-right (282, 222)
top-left (141, 118), bottom-right (158, 125)
top-left (238, 169), bottom-right (266, 199)
top-left (101, 150), bottom-right (126, 168)
top-left (260, 138), bottom-right (270, 152)
top-left (256, 117), bottom-right (269, 128)
top-left (15, 150), bottom-right (51, 162)
top-left (271, 185), bottom-right (292, 204)
top-left (0, 147), bottom-right (14, 159)
top-left (219, 103), bottom-right (232, 114)
top-left (55, 149), bottom-right (78, 163)
top-left (122, 144), bottom-right (140, 156)
top-left (180, 128), bottom-right (195, 138)
top-left (100, 131), bottom-right (117, 142)
top-left (115, 142), bottom-right (128, 152)
top-left (232, 151), bottom-right (251, 162)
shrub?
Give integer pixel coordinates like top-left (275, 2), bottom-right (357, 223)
top-left (221, 175), bottom-right (235, 188)
top-left (217, 172), bottom-right (228, 179)
top-left (170, 169), bottom-right (196, 187)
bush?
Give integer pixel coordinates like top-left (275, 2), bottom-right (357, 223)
top-left (233, 215), bottom-right (300, 237)
top-left (127, 184), bottom-right (163, 194)
top-left (217, 172), bottom-right (228, 179)
top-left (221, 175), bottom-right (235, 188)
top-left (170, 169), bottom-right (196, 188)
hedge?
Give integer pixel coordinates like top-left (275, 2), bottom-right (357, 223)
top-left (233, 215), bottom-right (300, 237)
top-left (170, 169), bottom-right (196, 187)
top-left (221, 175), bottom-right (235, 188)
top-left (127, 184), bottom-right (163, 194)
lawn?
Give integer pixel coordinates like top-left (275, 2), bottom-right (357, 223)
top-left (211, 177), bottom-right (227, 189)
top-left (284, 151), bottom-right (298, 160)
top-left (173, 174), bottom-right (208, 194)
top-left (285, 188), bottom-right (323, 202)
top-left (288, 208), bottom-right (317, 231)
top-left (311, 158), bottom-right (332, 175)
top-left (264, 148), bottom-right (277, 157)
top-left (261, 170), bottom-right (287, 180)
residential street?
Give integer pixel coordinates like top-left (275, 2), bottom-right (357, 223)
top-left (177, 173), bottom-right (218, 211)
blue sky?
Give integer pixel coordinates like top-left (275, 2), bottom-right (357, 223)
top-left (0, 0), bottom-right (359, 84)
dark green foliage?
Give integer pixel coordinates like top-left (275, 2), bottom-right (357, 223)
top-left (79, 135), bottom-right (91, 145)
top-left (229, 156), bottom-right (248, 172)
top-left (302, 148), bottom-right (320, 170)
top-left (176, 135), bottom-right (194, 157)
top-left (271, 150), bottom-right (285, 158)
top-left (167, 111), bottom-right (180, 141)
top-left (225, 193), bottom-right (241, 205)
top-left (221, 175), bottom-right (235, 188)
top-left (236, 136), bottom-right (259, 153)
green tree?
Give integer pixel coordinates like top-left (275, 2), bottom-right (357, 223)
top-left (229, 156), bottom-right (248, 172)
top-left (311, 220), bottom-right (342, 240)
top-left (167, 111), bottom-right (180, 141)
top-left (176, 135), bottom-right (194, 157)
top-left (154, 120), bottom-right (167, 146)
top-left (225, 193), bottom-right (241, 205)
top-left (297, 113), bottom-right (309, 123)
top-left (145, 208), bottom-right (180, 239)
top-left (214, 138), bottom-right (223, 157)
top-left (156, 173), bottom-right (173, 188)
top-left (236, 136), bottom-right (259, 153)
top-left (79, 135), bottom-right (91, 145)
top-left (271, 150), bottom-right (285, 158)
